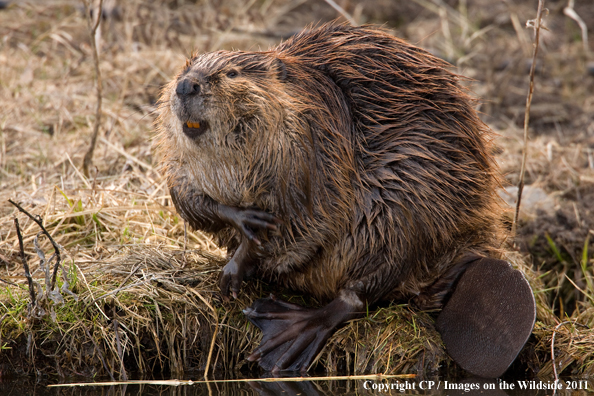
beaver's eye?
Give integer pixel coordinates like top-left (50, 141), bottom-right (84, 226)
top-left (226, 70), bottom-right (239, 78)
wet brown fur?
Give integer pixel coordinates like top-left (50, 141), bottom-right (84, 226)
top-left (155, 23), bottom-right (505, 307)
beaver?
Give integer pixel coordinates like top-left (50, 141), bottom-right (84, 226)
top-left (155, 23), bottom-right (536, 378)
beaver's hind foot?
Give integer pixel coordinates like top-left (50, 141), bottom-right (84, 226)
top-left (436, 258), bottom-right (536, 378)
top-left (244, 294), bottom-right (362, 372)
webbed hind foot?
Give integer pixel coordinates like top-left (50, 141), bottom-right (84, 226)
top-left (244, 293), bottom-right (362, 372)
top-left (436, 257), bottom-right (536, 378)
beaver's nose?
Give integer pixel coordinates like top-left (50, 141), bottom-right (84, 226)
top-left (176, 78), bottom-right (200, 97)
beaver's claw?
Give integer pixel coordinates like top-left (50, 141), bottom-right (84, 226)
top-left (220, 254), bottom-right (250, 299)
top-left (219, 206), bottom-right (282, 245)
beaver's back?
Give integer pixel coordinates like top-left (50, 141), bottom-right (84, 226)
top-left (266, 25), bottom-right (504, 300)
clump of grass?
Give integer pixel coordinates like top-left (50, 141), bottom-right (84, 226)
top-left (320, 304), bottom-right (447, 375)
top-left (1, 244), bottom-right (245, 377)
top-left (0, 244), bottom-right (452, 377)
top-left (533, 319), bottom-right (594, 378)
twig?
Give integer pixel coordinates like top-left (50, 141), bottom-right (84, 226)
top-left (115, 261), bottom-right (142, 291)
top-left (9, 199), bottom-right (62, 290)
top-left (512, 0), bottom-right (545, 236)
top-left (47, 373), bottom-right (416, 387)
top-left (14, 218), bottom-right (37, 309)
top-left (551, 320), bottom-right (589, 382)
top-left (82, 0), bottom-right (104, 177)
top-left (0, 277), bottom-right (18, 287)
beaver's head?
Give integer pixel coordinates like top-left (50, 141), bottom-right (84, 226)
top-left (156, 51), bottom-right (311, 206)
top-left (168, 51), bottom-right (288, 147)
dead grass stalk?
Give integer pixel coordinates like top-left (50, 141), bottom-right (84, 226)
top-left (512, 0), bottom-right (546, 236)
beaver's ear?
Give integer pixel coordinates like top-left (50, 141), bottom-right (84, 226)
top-left (271, 58), bottom-right (287, 81)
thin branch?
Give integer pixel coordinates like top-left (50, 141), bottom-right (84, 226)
top-left (512, 0), bottom-right (545, 236)
top-left (47, 373), bottom-right (416, 387)
top-left (14, 218), bottom-right (37, 309)
top-left (82, 0), bottom-right (104, 177)
top-left (0, 277), bottom-right (18, 287)
top-left (9, 199), bottom-right (62, 290)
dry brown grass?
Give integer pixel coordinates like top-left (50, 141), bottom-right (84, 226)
top-left (1, 0), bottom-right (594, 379)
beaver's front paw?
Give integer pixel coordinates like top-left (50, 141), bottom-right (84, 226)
top-left (218, 206), bottom-right (282, 245)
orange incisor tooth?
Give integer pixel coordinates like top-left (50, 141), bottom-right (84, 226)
top-left (186, 122), bottom-right (200, 129)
